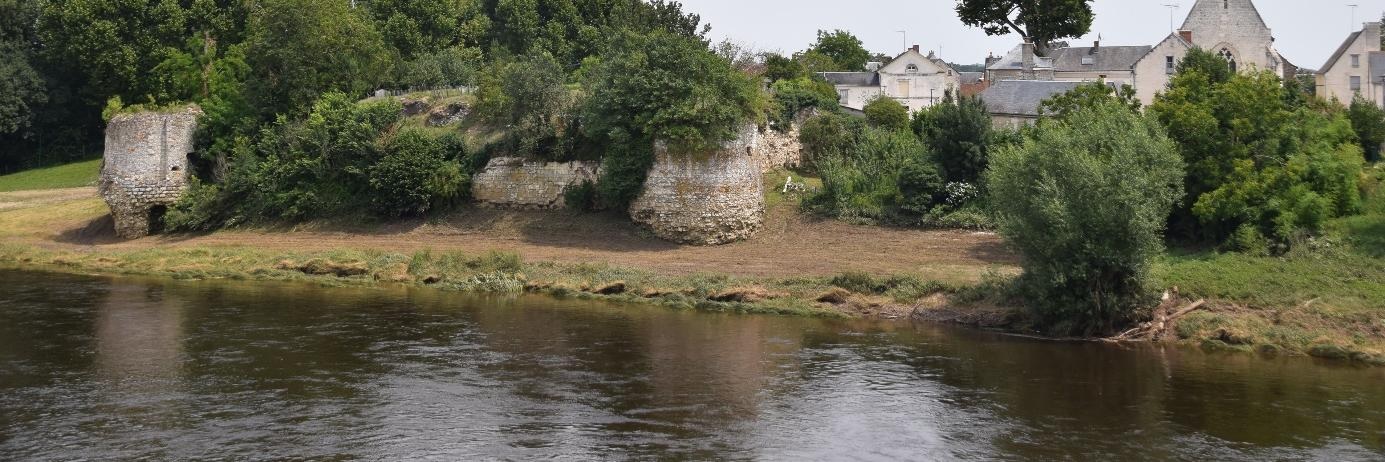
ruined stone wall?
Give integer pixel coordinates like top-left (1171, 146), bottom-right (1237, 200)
top-left (470, 157), bottom-right (601, 209)
top-left (629, 125), bottom-right (765, 245)
top-left (100, 107), bottom-right (201, 239)
top-left (754, 125), bottom-right (803, 173)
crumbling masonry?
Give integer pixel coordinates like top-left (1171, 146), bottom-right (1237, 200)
top-left (100, 107), bottom-right (202, 239)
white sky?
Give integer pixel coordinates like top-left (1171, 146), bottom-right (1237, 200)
top-left (684, 0), bottom-right (1385, 69)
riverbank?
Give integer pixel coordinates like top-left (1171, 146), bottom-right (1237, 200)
top-left (0, 178), bottom-right (1382, 365)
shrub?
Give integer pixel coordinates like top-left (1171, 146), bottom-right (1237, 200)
top-left (915, 91), bottom-right (992, 183)
top-left (769, 77), bottom-right (837, 131)
top-left (811, 126), bottom-right (926, 220)
top-left (986, 100), bottom-right (1184, 335)
top-left (897, 160), bottom-right (946, 215)
top-left (864, 96), bottom-right (909, 131)
top-left (369, 129), bottom-right (464, 217)
top-left (564, 180), bottom-right (599, 211)
top-left (799, 111), bottom-right (865, 168)
top-left (1348, 96), bottom-right (1385, 162)
top-left (474, 55), bottom-right (582, 160)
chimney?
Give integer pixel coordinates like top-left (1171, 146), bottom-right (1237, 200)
top-left (1022, 42), bottom-right (1035, 79)
top-left (910, 44), bottom-right (920, 53)
top-left (1091, 39), bottom-right (1100, 54)
top-left (1178, 29), bottom-right (1193, 44)
top-left (985, 52), bottom-right (1000, 68)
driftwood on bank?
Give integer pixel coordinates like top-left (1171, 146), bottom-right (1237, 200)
top-left (1109, 289), bottom-right (1207, 342)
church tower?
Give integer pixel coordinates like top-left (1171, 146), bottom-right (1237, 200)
top-left (1179, 0), bottom-right (1284, 74)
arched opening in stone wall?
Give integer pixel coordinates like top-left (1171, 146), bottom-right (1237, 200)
top-left (147, 205), bottom-right (168, 235)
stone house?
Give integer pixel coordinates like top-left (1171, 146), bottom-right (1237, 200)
top-left (986, 40), bottom-right (1148, 89)
top-left (1317, 22), bottom-right (1385, 106)
top-left (818, 46), bottom-right (961, 113)
top-left (978, 80), bottom-right (1083, 129)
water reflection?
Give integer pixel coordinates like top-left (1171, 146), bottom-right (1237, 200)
top-left (0, 270), bottom-right (1382, 460)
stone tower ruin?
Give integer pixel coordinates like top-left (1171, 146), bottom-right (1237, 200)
top-left (629, 125), bottom-right (767, 246)
top-left (99, 106), bottom-right (202, 239)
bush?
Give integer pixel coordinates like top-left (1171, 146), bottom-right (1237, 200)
top-left (799, 111), bottom-right (865, 168)
top-left (897, 160), bottom-right (946, 215)
top-left (863, 96), bottom-right (909, 131)
top-left (369, 129), bottom-right (464, 217)
top-left (769, 77), bottom-right (837, 131)
top-left (915, 91), bottom-right (992, 183)
top-left (564, 180), bottom-right (599, 211)
top-left (474, 55), bottom-right (582, 160)
top-left (1348, 96), bottom-right (1385, 163)
top-left (986, 100), bottom-right (1184, 335)
top-left (811, 126), bottom-right (926, 221)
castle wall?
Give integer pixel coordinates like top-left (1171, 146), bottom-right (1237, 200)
top-left (470, 157), bottom-right (601, 209)
top-left (100, 107), bottom-right (201, 239)
top-left (629, 126), bottom-right (766, 246)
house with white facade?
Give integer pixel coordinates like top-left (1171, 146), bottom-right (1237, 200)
top-left (1317, 22), bottom-right (1385, 106)
top-left (818, 46), bottom-right (961, 114)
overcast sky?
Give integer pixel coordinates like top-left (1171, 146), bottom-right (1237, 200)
top-left (682, 0), bottom-right (1385, 69)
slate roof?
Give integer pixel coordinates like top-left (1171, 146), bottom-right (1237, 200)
top-left (979, 80), bottom-right (1084, 117)
top-left (1320, 30), bottom-right (1364, 73)
top-left (1049, 46), bottom-right (1152, 72)
top-left (959, 72), bottom-right (984, 84)
top-left (818, 72), bottom-right (879, 87)
top-left (986, 44), bottom-right (1054, 71)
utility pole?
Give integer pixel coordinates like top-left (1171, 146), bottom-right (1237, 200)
top-left (1161, 4), bottom-right (1180, 32)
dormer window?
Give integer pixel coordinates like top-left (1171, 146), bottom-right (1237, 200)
top-left (906, 64), bottom-right (919, 73)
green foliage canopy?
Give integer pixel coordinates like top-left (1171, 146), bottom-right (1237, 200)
top-left (863, 97), bottom-right (910, 132)
top-left (955, 0), bottom-right (1095, 55)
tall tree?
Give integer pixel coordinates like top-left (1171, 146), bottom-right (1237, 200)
top-left (955, 0), bottom-right (1094, 56)
top-left (808, 29), bottom-right (870, 72)
top-left (243, 0), bottom-right (392, 115)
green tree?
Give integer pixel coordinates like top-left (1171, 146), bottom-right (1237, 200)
top-left (474, 55), bottom-right (581, 160)
top-left (243, 0), bottom-right (392, 115)
top-left (1037, 80), bottom-right (1140, 119)
top-left (370, 128), bottom-right (465, 217)
top-left (1348, 96), bottom-right (1385, 162)
top-left (986, 100), bottom-right (1184, 335)
top-left (769, 77), bottom-right (838, 131)
top-left (956, 0), bottom-right (1094, 55)
top-left (763, 52), bottom-right (806, 82)
top-left (365, 0), bottom-right (462, 58)
top-left (1150, 67), bottom-right (1364, 248)
top-left (808, 30), bottom-right (871, 71)
top-left (799, 111), bottom-right (865, 168)
top-left (583, 31), bottom-right (765, 207)
top-left (1175, 47), bottom-right (1232, 84)
top-left (916, 91), bottom-right (992, 183)
top-left (864, 96), bottom-right (909, 131)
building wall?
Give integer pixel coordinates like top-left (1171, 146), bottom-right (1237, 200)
top-left (835, 85), bottom-right (882, 111)
top-left (470, 157), bottom-right (601, 209)
top-left (878, 71), bottom-right (961, 113)
top-left (1133, 37), bottom-right (1192, 106)
top-left (100, 107), bottom-right (201, 239)
top-left (1181, 0), bottom-right (1280, 73)
top-left (629, 125), bottom-right (765, 246)
top-left (1318, 23), bottom-right (1383, 106)
top-left (990, 114), bottom-right (1037, 130)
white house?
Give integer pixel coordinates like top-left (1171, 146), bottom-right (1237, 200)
top-left (818, 46), bottom-right (961, 113)
top-left (1317, 22), bottom-right (1385, 106)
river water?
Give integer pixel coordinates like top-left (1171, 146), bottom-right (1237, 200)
top-left (1, 270), bottom-right (1382, 460)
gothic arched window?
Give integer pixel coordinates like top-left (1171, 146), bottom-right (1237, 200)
top-left (1219, 48), bottom-right (1237, 73)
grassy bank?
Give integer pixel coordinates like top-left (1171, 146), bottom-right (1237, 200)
top-left (0, 159), bottom-right (100, 192)
top-left (0, 242), bottom-right (993, 320)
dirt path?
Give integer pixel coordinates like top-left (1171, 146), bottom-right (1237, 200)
top-left (3, 188), bottom-right (1017, 281)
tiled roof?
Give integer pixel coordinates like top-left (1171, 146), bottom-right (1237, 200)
top-left (979, 80), bottom-right (1084, 117)
top-left (1049, 46), bottom-right (1152, 72)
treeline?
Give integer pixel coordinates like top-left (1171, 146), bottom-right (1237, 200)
top-left (0, 0), bottom-right (706, 172)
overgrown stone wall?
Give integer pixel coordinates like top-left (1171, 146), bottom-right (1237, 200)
top-left (754, 125), bottom-right (803, 173)
top-left (99, 106), bottom-right (202, 239)
top-left (471, 157), bottom-right (601, 209)
top-left (629, 125), bottom-right (766, 245)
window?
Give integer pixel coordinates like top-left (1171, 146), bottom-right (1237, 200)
top-left (1352, 54), bottom-right (1361, 68)
top-left (1166, 56), bottom-right (1175, 74)
top-left (1219, 48), bottom-right (1237, 73)
top-left (1351, 76), bottom-right (1362, 93)
top-left (906, 64), bottom-right (919, 73)
top-left (838, 89), bottom-right (849, 104)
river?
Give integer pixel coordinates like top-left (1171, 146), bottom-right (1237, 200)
top-left (0, 269), bottom-right (1382, 460)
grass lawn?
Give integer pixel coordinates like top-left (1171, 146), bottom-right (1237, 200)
top-left (0, 160), bottom-right (101, 192)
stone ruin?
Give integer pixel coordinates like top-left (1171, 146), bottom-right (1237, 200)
top-left (470, 157), bottom-right (602, 209)
top-left (628, 125), bottom-right (769, 246)
top-left (99, 106), bottom-right (202, 239)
